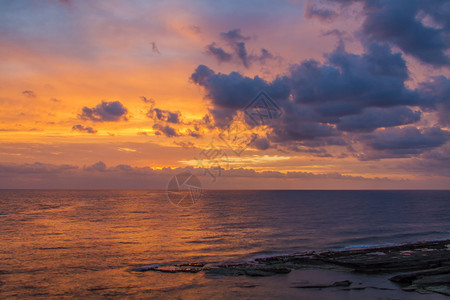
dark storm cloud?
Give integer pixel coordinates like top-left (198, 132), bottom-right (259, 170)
top-left (312, 0), bottom-right (450, 66)
top-left (72, 124), bottom-right (97, 134)
top-left (80, 100), bottom-right (128, 122)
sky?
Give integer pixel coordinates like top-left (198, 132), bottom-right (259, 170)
top-left (1, 0), bottom-right (450, 189)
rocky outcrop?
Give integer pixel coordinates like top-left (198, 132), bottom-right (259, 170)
top-left (133, 239), bottom-right (450, 296)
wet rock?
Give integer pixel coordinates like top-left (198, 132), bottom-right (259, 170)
top-left (133, 239), bottom-right (450, 297)
top-left (390, 266), bottom-right (450, 283)
top-left (340, 286), bottom-right (395, 291)
top-left (402, 274), bottom-right (450, 296)
top-left (292, 280), bottom-right (352, 289)
top-left (389, 265), bottom-right (450, 296)
top-left (206, 263), bottom-right (291, 277)
top-left (132, 263), bottom-right (205, 273)
top-left (414, 273), bottom-right (450, 286)
top-left (423, 285), bottom-right (450, 296)
top-left (314, 240), bottom-right (450, 273)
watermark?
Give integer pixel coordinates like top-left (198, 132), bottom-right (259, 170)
top-left (219, 115), bottom-right (257, 156)
top-left (166, 90), bottom-right (281, 208)
top-left (244, 90), bottom-right (282, 126)
top-left (167, 171), bottom-right (202, 208)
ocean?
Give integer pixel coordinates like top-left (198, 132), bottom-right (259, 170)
top-left (1, 190), bottom-right (449, 299)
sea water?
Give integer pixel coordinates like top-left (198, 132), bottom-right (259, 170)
top-left (0, 190), bottom-right (449, 299)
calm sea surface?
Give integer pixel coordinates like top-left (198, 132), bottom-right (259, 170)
top-left (0, 190), bottom-right (449, 299)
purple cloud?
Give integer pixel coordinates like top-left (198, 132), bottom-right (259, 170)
top-left (80, 101), bottom-right (128, 122)
top-left (72, 124), bottom-right (97, 134)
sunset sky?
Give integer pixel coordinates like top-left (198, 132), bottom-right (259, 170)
top-left (1, 0), bottom-right (450, 189)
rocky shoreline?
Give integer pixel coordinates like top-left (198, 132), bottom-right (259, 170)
top-left (133, 239), bottom-right (450, 296)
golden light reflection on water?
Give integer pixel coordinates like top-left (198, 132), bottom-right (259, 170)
top-left (0, 190), bottom-right (281, 297)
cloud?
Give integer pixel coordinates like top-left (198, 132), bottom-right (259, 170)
top-left (140, 96), bottom-right (154, 104)
top-left (205, 29), bottom-right (277, 68)
top-left (0, 162), bottom-right (77, 175)
top-left (337, 107), bottom-right (421, 133)
top-left (72, 124), bottom-right (97, 134)
top-left (142, 98), bottom-right (204, 138)
top-left (173, 141), bottom-right (196, 149)
top-left (289, 43), bottom-right (417, 114)
top-left (205, 42), bottom-right (232, 63)
top-left (258, 48), bottom-right (275, 64)
top-left (80, 100), bottom-right (128, 122)
top-left (220, 28), bottom-right (250, 43)
top-left (418, 76), bottom-right (450, 126)
top-left (359, 0), bottom-right (450, 66)
top-left (316, 0), bottom-right (450, 66)
top-left (191, 40), bottom-right (450, 159)
top-left (252, 137), bottom-right (270, 150)
top-left (143, 97), bottom-right (181, 124)
top-left (305, 0), bottom-right (339, 21)
top-left (190, 64), bottom-right (290, 127)
top-left (84, 160), bottom-right (107, 172)
top-left (0, 161), bottom-right (401, 189)
top-left (22, 90), bottom-right (36, 98)
top-left (219, 29), bottom-right (252, 67)
top-left (191, 43), bottom-right (419, 138)
top-left (148, 108), bottom-right (180, 124)
top-left (152, 123), bottom-right (179, 137)
top-left (359, 126), bottom-right (450, 159)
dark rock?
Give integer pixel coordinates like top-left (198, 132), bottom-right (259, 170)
top-left (205, 263), bottom-right (291, 277)
top-left (132, 263), bottom-right (204, 273)
top-left (314, 240), bottom-right (450, 273)
top-left (390, 266), bottom-right (450, 283)
top-left (292, 280), bottom-right (352, 289)
top-left (340, 286), bottom-right (395, 291)
top-left (414, 273), bottom-right (450, 286)
top-left (332, 280), bottom-right (352, 287)
top-left (133, 239), bottom-right (450, 297)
